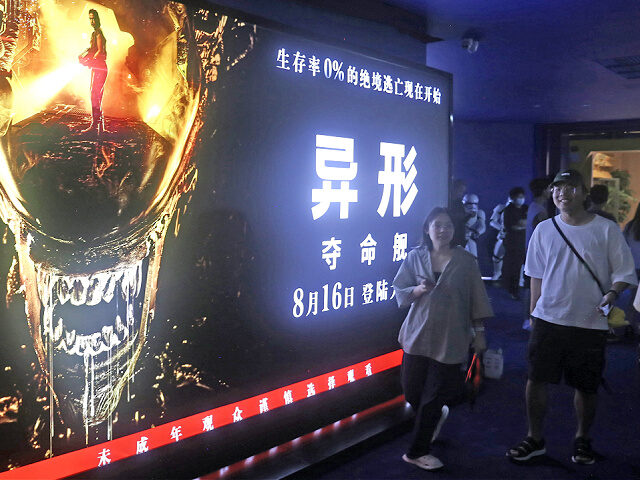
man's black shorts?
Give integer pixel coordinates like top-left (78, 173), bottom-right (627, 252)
top-left (528, 318), bottom-right (607, 394)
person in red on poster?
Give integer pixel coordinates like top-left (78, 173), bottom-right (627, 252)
top-left (392, 207), bottom-right (493, 471)
top-left (79, 9), bottom-right (108, 134)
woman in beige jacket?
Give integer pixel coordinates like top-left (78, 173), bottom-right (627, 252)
top-left (393, 206), bottom-right (493, 471)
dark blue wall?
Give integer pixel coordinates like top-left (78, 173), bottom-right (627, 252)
top-left (450, 120), bottom-right (536, 275)
top-left (452, 120), bottom-right (535, 215)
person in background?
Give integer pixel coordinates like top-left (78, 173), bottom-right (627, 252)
top-left (508, 169), bottom-right (636, 465)
top-left (488, 196), bottom-right (511, 281)
top-left (624, 203), bottom-right (640, 336)
top-left (622, 203), bottom-right (640, 268)
top-left (522, 178), bottom-right (551, 329)
top-left (393, 207), bottom-right (493, 472)
top-left (588, 184), bottom-right (624, 338)
top-left (503, 187), bottom-right (528, 300)
top-left (526, 178), bottom-right (551, 245)
top-left (449, 179), bottom-right (468, 247)
top-left (587, 184), bottom-right (617, 223)
top-left (462, 193), bottom-right (486, 258)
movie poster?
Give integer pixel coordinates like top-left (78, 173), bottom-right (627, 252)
top-left (0, 1), bottom-right (450, 475)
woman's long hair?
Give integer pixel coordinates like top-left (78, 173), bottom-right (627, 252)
top-left (420, 207), bottom-right (453, 250)
top-left (626, 202), bottom-right (640, 241)
top-left (89, 8), bottom-right (101, 28)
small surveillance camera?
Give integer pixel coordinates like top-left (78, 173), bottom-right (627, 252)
top-left (461, 37), bottom-right (479, 53)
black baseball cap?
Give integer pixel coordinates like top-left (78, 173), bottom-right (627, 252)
top-left (551, 169), bottom-right (585, 187)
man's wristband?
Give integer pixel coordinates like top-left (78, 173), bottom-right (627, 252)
top-left (606, 289), bottom-right (619, 299)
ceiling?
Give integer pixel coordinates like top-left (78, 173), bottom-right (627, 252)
top-left (381, 0), bottom-right (640, 123)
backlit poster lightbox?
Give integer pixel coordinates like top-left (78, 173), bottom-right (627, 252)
top-left (0, 1), bottom-right (451, 477)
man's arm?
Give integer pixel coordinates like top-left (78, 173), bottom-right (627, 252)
top-left (530, 277), bottom-right (542, 315)
top-left (602, 225), bottom-right (638, 308)
top-left (599, 281), bottom-right (630, 309)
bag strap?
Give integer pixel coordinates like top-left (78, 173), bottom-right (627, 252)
top-left (551, 216), bottom-right (605, 295)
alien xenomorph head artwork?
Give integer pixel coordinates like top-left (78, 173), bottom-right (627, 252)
top-left (0, 0), bottom-right (254, 437)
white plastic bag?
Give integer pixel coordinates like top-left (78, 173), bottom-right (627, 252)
top-left (483, 348), bottom-right (503, 379)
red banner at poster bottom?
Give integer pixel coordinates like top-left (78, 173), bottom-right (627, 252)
top-left (2, 349), bottom-right (403, 479)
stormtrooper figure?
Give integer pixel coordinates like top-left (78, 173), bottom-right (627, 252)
top-left (462, 193), bottom-right (486, 258)
top-left (489, 197), bottom-right (512, 280)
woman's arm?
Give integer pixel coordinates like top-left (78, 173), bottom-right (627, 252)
top-left (471, 317), bottom-right (488, 354)
top-left (469, 259), bottom-right (493, 353)
top-left (392, 251), bottom-right (428, 308)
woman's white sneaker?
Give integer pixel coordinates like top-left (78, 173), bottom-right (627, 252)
top-left (402, 453), bottom-right (444, 471)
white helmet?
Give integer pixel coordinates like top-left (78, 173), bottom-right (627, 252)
top-left (462, 193), bottom-right (479, 204)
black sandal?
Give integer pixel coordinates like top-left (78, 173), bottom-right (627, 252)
top-left (572, 437), bottom-right (595, 465)
top-left (506, 436), bottom-right (546, 461)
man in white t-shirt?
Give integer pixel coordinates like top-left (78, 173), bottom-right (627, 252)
top-left (507, 169), bottom-right (637, 465)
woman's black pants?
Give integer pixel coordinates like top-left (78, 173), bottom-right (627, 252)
top-left (401, 352), bottom-right (464, 458)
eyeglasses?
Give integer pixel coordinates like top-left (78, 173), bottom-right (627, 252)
top-left (551, 185), bottom-right (577, 195)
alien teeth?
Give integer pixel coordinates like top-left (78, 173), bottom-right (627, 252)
top-left (47, 315), bottom-right (129, 357)
top-left (86, 275), bottom-right (107, 306)
top-left (70, 277), bottom-right (89, 306)
top-left (103, 274), bottom-right (117, 304)
top-left (36, 260), bottom-right (143, 357)
top-left (101, 325), bottom-right (114, 344)
top-left (64, 326), bottom-right (76, 348)
top-left (35, 261), bottom-right (142, 307)
top-left (57, 278), bottom-right (71, 304)
top-left (53, 317), bottom-right (64, 343)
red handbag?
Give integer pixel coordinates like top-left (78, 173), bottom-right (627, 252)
top-left (465, 353), bottom-right (483, 407)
